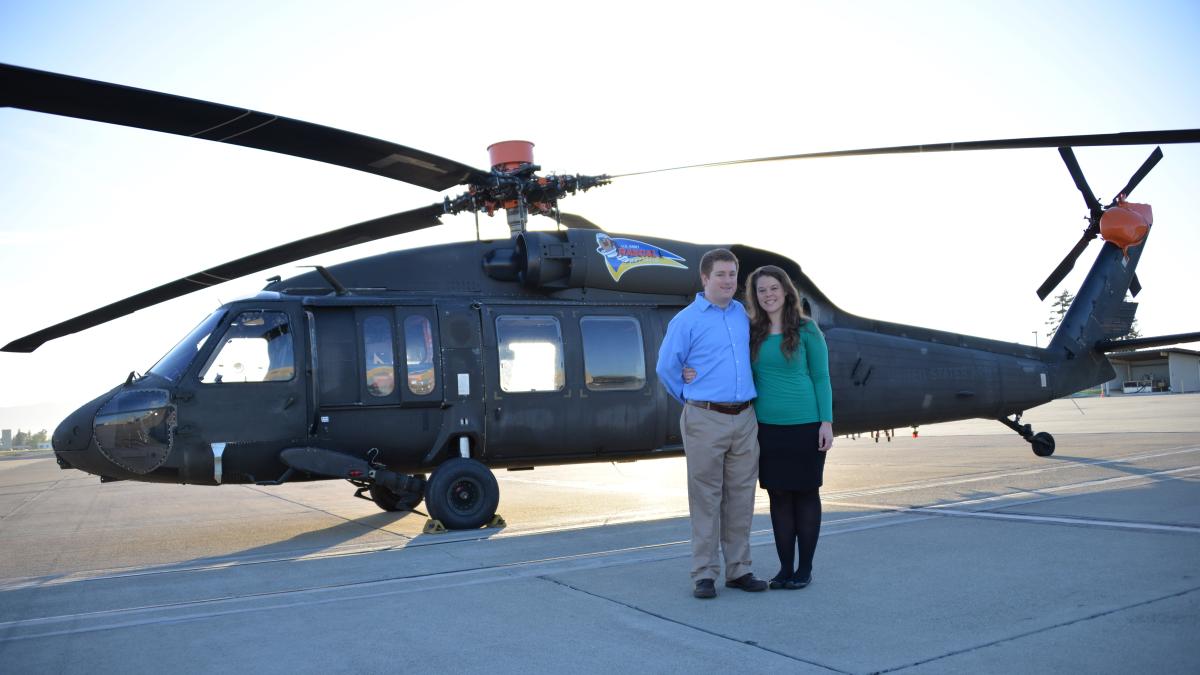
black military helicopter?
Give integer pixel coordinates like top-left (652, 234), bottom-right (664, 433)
top-left (4, 63), bottom-right (1199, 530)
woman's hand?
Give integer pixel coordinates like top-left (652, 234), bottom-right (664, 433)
top-left (682, 366), bottom-right (697, 384)
top-left (817, 422), bottom-right (834, 452)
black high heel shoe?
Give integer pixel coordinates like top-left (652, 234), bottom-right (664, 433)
top-left (785, 573), bottom-right (812, 590)
top-left (768, 575), bottom-right (790, 590)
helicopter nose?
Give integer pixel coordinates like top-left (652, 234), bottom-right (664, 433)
top-left (52, 391), bottom-right (111, 474)
top-left (51, 386), bottom-right (175, 479)
top-left (53, 394), bottom-right (106, 454)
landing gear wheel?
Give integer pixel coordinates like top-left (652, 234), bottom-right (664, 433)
top-left (1030, 432), bottom-right (1056, 457)
top-left (425, 458), bottom-right (499, 530)
top-left (368, 475), bottom-right (425, 512)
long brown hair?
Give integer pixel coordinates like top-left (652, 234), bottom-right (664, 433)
top-left (745, 265), bottom-right (807, 361)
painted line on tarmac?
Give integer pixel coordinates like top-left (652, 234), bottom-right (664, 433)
top-left (876, 585), bottom-right (1200, 674)
top-left (7, 476), bottom-right (1119, 644)
top-left (543, 576), bottom-right (851, 674)
top-left (824, 445), bottom-right (1199, 501)
top-left (0, 507), bottom-right (958, 643)
top-left (0, 538), bottom-right (705, 643)
top-left (906, 507), bottom-right (1200, 534)
top-left (3, 453), bottom-right (1190, 593)
top-left (0, 477), bottom-right (65, 523)
top-left (919, 465), bottom-right (1200, 510)
top-left (830, 466), bottom-right (1200, 534)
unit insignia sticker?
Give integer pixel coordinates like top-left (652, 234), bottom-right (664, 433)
top-left (595, 233), bottom-right (687, 282)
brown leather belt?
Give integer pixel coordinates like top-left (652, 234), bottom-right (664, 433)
top-left (687, 400), bottom-right (751, 415)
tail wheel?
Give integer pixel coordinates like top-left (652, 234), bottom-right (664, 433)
top-left (368, 475), bottom-right (425, 512)
top-left (1031, 432), bottom-right (1056, 457)
top-left (425, 458), bottom-right (499, 530)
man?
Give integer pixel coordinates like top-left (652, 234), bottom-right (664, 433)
top-left (656, 248), bottom-right (768, 598)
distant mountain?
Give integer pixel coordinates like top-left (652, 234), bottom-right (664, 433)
top-left (0, 402), bottom-right (74, 435)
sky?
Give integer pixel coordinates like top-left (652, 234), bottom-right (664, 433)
top-left (1, 0), bottom-right (1198, 427)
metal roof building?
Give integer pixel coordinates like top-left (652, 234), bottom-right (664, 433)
top-left (1103, 347), bottom-right (1200, 394)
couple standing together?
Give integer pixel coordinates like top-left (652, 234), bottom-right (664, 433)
top-left (656, 248), bottom-right (834, 599)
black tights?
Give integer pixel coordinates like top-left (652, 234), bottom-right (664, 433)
top-left (768, 488), bottom-right (822, 580)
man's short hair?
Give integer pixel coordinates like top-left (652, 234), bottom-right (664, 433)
top-left (700, 248), bottom-right (738, 278)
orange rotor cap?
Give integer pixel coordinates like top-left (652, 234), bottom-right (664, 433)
top-left (487, 140), bottom-right (535, 172)
top-left (1100, 198), bottom-right (1152, 256)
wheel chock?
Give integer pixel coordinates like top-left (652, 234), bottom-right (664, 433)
top-left (423, 519), bottom-right (447, 534)
top-left (487, 514), bottom-right (507, 528)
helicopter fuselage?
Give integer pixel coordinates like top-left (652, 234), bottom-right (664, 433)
top-left (50, 232), bottom-right (1115, 490)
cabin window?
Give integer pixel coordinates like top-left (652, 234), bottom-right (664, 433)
top-left (580, 316), bottom-right (646, 391)
top-left (200, 311), bottom-right (294, 383)
top-left (404, 315), bottom-right (436, 396)
top-left (363, 315), bottom-right (395, 397)
top-left (496, 315), bottom-right (565, 393)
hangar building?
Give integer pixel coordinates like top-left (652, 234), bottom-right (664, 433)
top-left (1103, 347), bottom-right (1200, 395)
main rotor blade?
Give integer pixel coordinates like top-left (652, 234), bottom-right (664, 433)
top-left (2, 203), bottom-right (444, 353)
top-left (1113, 147), bottom-right (1164, 203)
top-left (610, 129), bottom-right (1200, 178)
top-left (1058, 147), bottom-right (1103, 218)
top-left (1, 63), bottom-right (488, 192)
top-left (1036, 230), bottom-right (1097, 301)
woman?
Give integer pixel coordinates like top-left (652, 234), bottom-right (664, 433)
top-left (684, 265), bottom-right (833, 589)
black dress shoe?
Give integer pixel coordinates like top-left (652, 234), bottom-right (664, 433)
top-left (768, 576), bottom-right (789, 590)
top-left (725, 573), bottom-right (768, 592)
top-left (786, 573), bottom-right (812, 590)
top-left (693, 578), bottom-right (717, 599)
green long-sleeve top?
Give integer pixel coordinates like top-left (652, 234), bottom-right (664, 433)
top-left (751, 321), bottom-right (833, 425)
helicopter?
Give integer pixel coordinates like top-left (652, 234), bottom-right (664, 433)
top-left (3, 63), bottom-right (1199, 531)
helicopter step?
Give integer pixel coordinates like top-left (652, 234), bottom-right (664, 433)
top-left (996, 415), bottom-right (1056, 457)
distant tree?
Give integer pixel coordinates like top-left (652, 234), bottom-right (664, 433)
top-left (1118, 317), bottom-right (1141, 340)
top-left (30, 429), bottom-right (48, 446)
top-left (1044, 289), bottom-right (1074, 339)
top-left (12, 430), bottom-right (28, 448)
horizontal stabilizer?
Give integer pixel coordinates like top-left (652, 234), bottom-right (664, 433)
top-left (1096, 331), bottom-right (1200, 352)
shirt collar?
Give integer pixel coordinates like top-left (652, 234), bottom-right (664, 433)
top-left (695, 292), bottom-right (742, 313)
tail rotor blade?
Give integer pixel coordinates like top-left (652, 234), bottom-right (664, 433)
top-left (1037, 231), bottom-right (1097, 301)
top-left (1113, 147), bottom-right (1164, 202)
top-left (1058, 147), bottom-right (1102, 218)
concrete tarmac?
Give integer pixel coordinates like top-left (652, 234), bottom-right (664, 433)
top-left (1, 394), bottom-right (1198, 674)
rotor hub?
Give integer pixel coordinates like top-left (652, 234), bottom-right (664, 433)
top-left (442, 140), bottom-right (610, 237)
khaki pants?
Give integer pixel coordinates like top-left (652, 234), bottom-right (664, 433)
top-left (681, 404), bottom-right (759, 582)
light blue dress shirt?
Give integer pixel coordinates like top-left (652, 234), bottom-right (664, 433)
top-left (656, 293), bottom-right (757, 404)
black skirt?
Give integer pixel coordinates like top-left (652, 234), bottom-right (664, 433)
top-left (758, 421), bottom-right (825, 491)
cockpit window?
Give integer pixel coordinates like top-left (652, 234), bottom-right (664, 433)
top-left (147, 310), bottom-right (225, 382)
top-left (200, 311), bottom-right (295, 384)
